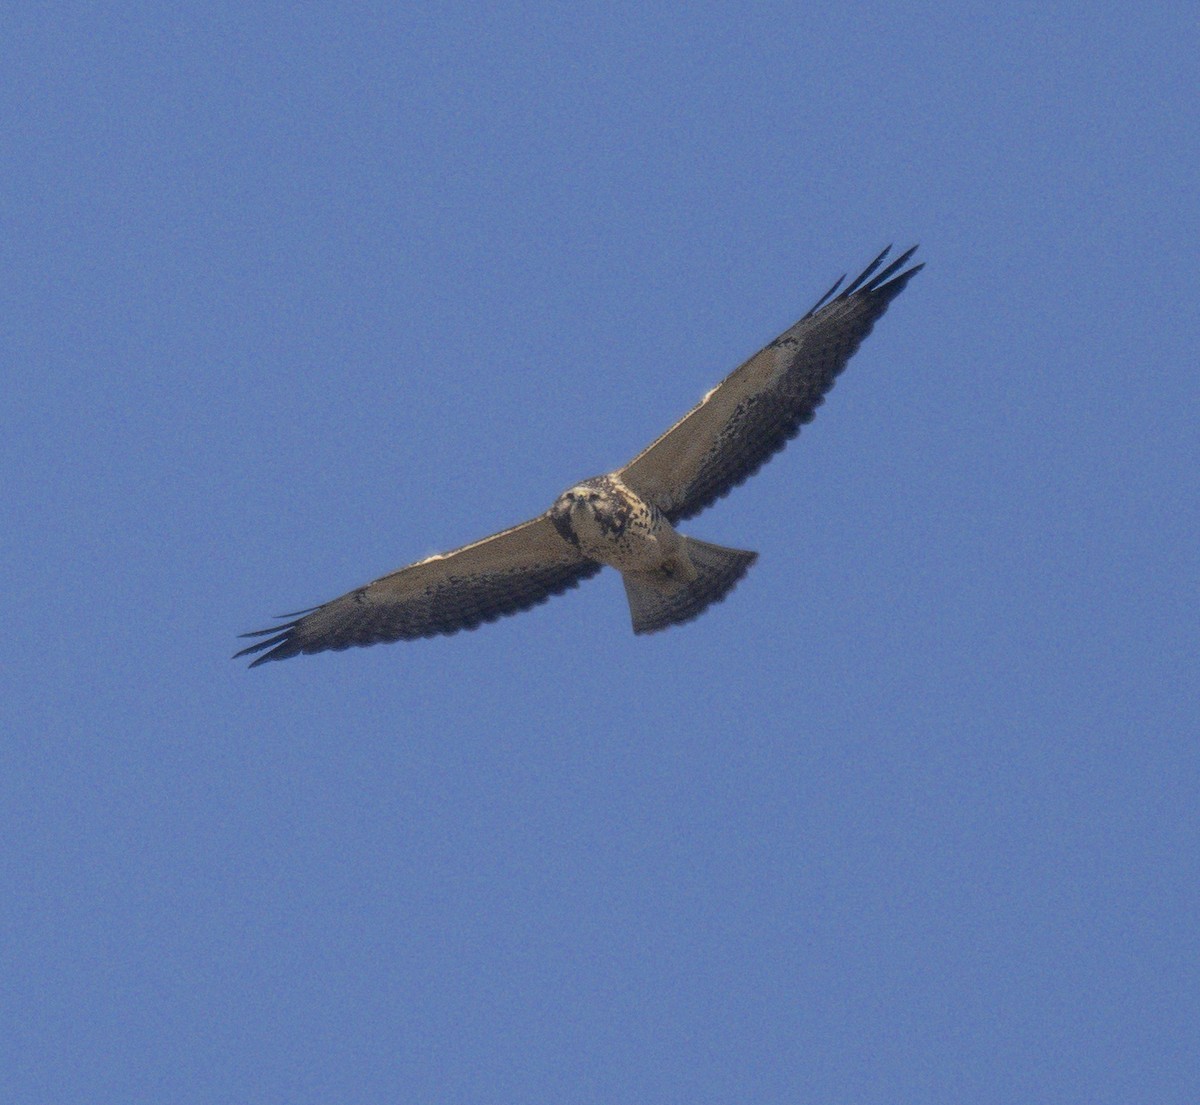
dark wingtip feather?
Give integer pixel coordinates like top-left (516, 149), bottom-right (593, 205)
top-left (841, 244), bottom-right (892, 297)
top-left (234, 621), bottom-right (303, 665)
top-left (803, 245), bottom-right (921, 323)
top-left (886, 259), bottom-right (924, 293)
top-left (235, 600), bottom-right (322, 664)
top-left (237, 625), bottom-right (287, 640)
top-left (864, 244), bottom-right (920, 293)
top-left (246, 646), bottom-right (291, 668)
top-left (805, 273), bottom-right (846, 318)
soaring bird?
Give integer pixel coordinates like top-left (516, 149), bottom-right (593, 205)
top-left (237, 245), bottom-right (921, 666)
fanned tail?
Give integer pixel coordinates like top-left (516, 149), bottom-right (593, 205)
top-left (623, 537), bottom-right (757, 635)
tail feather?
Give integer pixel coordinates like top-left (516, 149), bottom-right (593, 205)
top-left (623, 537), bottom-right (757, 635)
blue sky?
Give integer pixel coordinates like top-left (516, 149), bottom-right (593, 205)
top-left (4, 3), bottom-right (1197, 1102)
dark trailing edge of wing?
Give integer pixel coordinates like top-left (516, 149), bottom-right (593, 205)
top-left (235, 561), bottom-right (602, 666)
top-left (667, 245), bottom-right (922, 522)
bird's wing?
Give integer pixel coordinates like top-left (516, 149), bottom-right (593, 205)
top-left (618, 246), bottom-right (923, 523)
top-left (236, 514), bottom-right (599, 665)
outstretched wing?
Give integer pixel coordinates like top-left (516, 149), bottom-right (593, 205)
top-left (619, 246), bottom-right (923, 523)
top-left (235, 515), bottom-right (600, 666)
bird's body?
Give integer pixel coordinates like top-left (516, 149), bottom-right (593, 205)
top-left (549, 475), bottom-right (679, 574)
top-left (546, 473), bottom-right (755, 635)
top-left (237, 245), bottom-right (922, 665)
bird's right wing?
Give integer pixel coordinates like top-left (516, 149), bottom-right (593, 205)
top-left (236, 515), bottom-right (600, 666)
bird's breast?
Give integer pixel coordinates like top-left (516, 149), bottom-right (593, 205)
top-left (554, 477), bottom-right (675, 572)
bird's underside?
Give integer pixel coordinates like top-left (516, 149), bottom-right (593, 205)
top-left (237, 245), bottom-right (922, 666)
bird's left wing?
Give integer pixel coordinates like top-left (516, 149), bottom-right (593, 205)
top-left (235, 515), bottom-right (600, 666)
top-left (619, 246), bottom-right (922, 523)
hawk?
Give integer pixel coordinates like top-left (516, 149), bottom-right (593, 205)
top-left (237, 245), bottom-right (922, 666)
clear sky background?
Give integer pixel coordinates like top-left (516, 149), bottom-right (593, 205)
top-left (4, 4), bottom-right (1197, 1103)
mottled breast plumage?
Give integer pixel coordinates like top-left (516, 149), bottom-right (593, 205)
top-left (549, 475), bottom-right (672, 572)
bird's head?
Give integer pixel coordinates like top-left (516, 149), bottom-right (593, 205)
top-left (554, 481), bottom-right (606, 514)
top-left (550, 477), bottom-right (627, 543)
